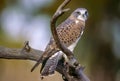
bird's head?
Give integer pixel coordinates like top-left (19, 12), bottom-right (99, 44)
top-left (71, 8), bottom-right (89, 21)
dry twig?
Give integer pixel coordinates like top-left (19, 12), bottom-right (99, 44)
top-left (51, 0), bottom-right (74, 59)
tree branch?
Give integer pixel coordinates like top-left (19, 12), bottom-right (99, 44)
top-left (51, 0), bottom-right (74, 59)
top-left (0, 41), bottom-right (42, 61)
top-left (51, 0), bottom-right (79, 67)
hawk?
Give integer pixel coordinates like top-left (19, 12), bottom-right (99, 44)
top-left (31, 8), bottom-right (88, 76)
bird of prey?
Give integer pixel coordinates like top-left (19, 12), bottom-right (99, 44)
top-left (31, 8), bottom-right (89, 76)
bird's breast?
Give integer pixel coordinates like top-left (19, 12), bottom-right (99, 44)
top-left (56, 18), bottom-right (85, 51)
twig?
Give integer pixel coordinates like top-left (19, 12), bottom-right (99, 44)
top-left (51, 0), bottom-right (80, 66)
top-left (50, 0), bottom-right (74, 58)
top-left (0, 42), bottom-right (42, 61)
top-left (50, 0), bottom-right (79, 71)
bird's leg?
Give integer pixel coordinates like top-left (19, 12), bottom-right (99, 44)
top-left (62, 55), bottom-right (74, 81)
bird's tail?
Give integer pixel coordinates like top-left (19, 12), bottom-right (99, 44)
top-left (41, 51), bottom-right (63, 76)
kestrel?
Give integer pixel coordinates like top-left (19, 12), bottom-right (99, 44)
top-left (31, 8), bottom-right (88, 76)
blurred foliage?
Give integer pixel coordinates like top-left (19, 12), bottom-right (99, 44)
top-left (0, 0), bottom-right (120, 81)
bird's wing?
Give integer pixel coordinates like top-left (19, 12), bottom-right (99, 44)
top-left (41, 51), bottom-right (63, 76)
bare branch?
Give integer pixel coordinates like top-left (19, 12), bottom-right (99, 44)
top-left (0, 42), bottom-right (42, 61)
top-left (51, 0), bottom-right (79, 67)
top-left (50, 0), bottom-right (74, 58)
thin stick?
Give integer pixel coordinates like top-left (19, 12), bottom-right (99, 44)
top-left (51, 0), bottom-right (74, 59)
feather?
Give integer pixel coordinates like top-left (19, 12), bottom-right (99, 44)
top-left (41, 51), bottom-right (63, 76)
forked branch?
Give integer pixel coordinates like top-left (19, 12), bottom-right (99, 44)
top-left (51, 0), bottom-right (74, 58)
top-left (0, 41), bottom-right (42, 61)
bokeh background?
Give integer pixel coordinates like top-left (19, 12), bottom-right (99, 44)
top-left (0, 0), bottom-right (120, 81)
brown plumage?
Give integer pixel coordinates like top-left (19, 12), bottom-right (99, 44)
top-left (31, 8), bottom-right (88, 76)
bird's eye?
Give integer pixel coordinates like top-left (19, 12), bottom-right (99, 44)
top-left (76, 11), bottom-right (81, 15)
top-left (85, 11), bottom-right (88, 16)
